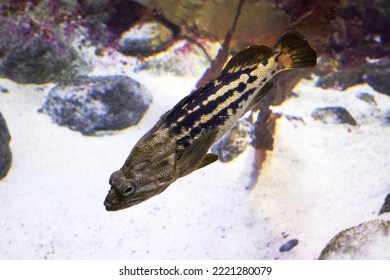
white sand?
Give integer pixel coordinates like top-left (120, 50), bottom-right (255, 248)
top-left (0, 44), bottom-right (389, 259)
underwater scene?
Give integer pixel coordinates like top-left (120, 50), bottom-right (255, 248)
top-left (0, 0), bottom-right (389, 259)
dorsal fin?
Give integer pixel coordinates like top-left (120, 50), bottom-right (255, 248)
top-left (151, 81), bottom-right (213, 130)
top-left (221, 45), bottom-right (272, 76)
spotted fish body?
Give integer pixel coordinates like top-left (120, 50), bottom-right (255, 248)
top-left (104, 31), bottom-right (317, 211)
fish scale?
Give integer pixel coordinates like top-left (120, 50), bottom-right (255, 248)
top-left (104, 31), bottom-right (317, 211)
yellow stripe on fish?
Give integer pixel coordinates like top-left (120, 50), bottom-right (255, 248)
top-left (104, 31), bottom-right (317, 211)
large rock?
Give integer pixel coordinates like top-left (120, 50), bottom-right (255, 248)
top-left (39, 75), bottom-right (152, 135)
top-left (319, 220), bottom-right (390, 259)
top-left (314, 1), bottom-right (390, 94)
top-left (0, 112), bottom-right (12, 179)
top-left (136, 0), bottom-right (289, 49)
top-left (0, 35), bottom-right (87, 85)
top-left (363, 60), bottom-right (390, 97)
top-left (0, 1), bottom-right (92, 85)
top-left (118, 21), bottom-right (174, 57)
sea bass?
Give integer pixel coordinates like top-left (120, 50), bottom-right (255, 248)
top-left (104, 31), bottom-right (316, 211)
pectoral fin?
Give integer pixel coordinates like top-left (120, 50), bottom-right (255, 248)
top-left (177, 130), bottom-right (218, 177)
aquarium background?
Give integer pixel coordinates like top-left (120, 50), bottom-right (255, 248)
top-left (0, 0), bottom-right (389, 259)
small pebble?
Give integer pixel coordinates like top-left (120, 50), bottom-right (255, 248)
top-left (379, 193), bottom-right (390, 215)
top-left (1, 86), bottom-right (9, 93)
top-left (311, 106), bottom-right (357, 126)
top-left (356, 92), bottom-right (377, 105)
top-left (279, 239), bottom-right (299, 252)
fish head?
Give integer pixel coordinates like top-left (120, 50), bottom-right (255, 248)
top-left (104, 169), bottom-right (167, 211)
top-left (104, 128), bottom-right (179, 211)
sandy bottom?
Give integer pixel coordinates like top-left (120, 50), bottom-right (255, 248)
top-left (0, 46), bottom-right (389, 259)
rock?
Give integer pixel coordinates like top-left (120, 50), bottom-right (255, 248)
top-left (316, 67), bottom-right (364, 90)
top-left (316, 61), bottom-right (390, 96)
top-left (379, 193), bottom-right (390, 215)
top-left (385, 111), bottom-right (390, 126)
top-left (118, 21), bottom-right (174, 57)
top-left (363, 59), bottom-right (390, 97)
top-left (319, 220), bottom-right (390, 260)
top-left (0, 2), bottom-right (92, 85)
top-left (79, 0), bottom-right (111, 13)
top-left (314, 0), bottom-right (390, 93)
top-left (137, 0), bottom-right (289, 50)
top-left (311, 106), bottom-right (357, 125)
top-left (285, 115), bottom-right (305, 123)
top-left (133, 40), bottom-right (209, 76)
top-left (366, 70), bottom-right (390, 96)
top-left (92, 0), bottom-right (148, 37)
top-left (0, 85), bottom-right (9, 93)
top-left (279, 239), bottom-right (299, 252)
top-left (0, 112), bottom-right (12, 179)
top-left (210, 119), bottom-right (254, 162)
top-left (39, 75), bottom-right (152, 135)
top-left (79, 0), bottom-right (146, 38)
top-left (0, 36), bottom-right (87, 84)
top-left (356, 92), bottom-right (377, 105)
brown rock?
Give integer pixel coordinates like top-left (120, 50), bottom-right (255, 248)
top-left (138, 0), bottom-right (289, 49)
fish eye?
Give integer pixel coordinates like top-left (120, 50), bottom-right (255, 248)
top-left (120, 181), bottom-right (137, 196)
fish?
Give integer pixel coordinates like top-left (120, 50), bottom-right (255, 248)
top-left (104, 31), bottom-right (317, 211)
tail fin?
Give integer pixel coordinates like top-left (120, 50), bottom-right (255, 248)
top-left (273, 31), bottom-right (317, 69)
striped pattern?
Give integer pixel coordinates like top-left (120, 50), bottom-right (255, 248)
top-left (163, 58), bottom-right (280, 148)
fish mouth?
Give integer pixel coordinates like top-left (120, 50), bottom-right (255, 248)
top-left (104, 196), bottom-right (144, 211)
top-left (104, 200), bottom-right (123, 211)
top-left (103, 194), bottom-right (125, 211)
